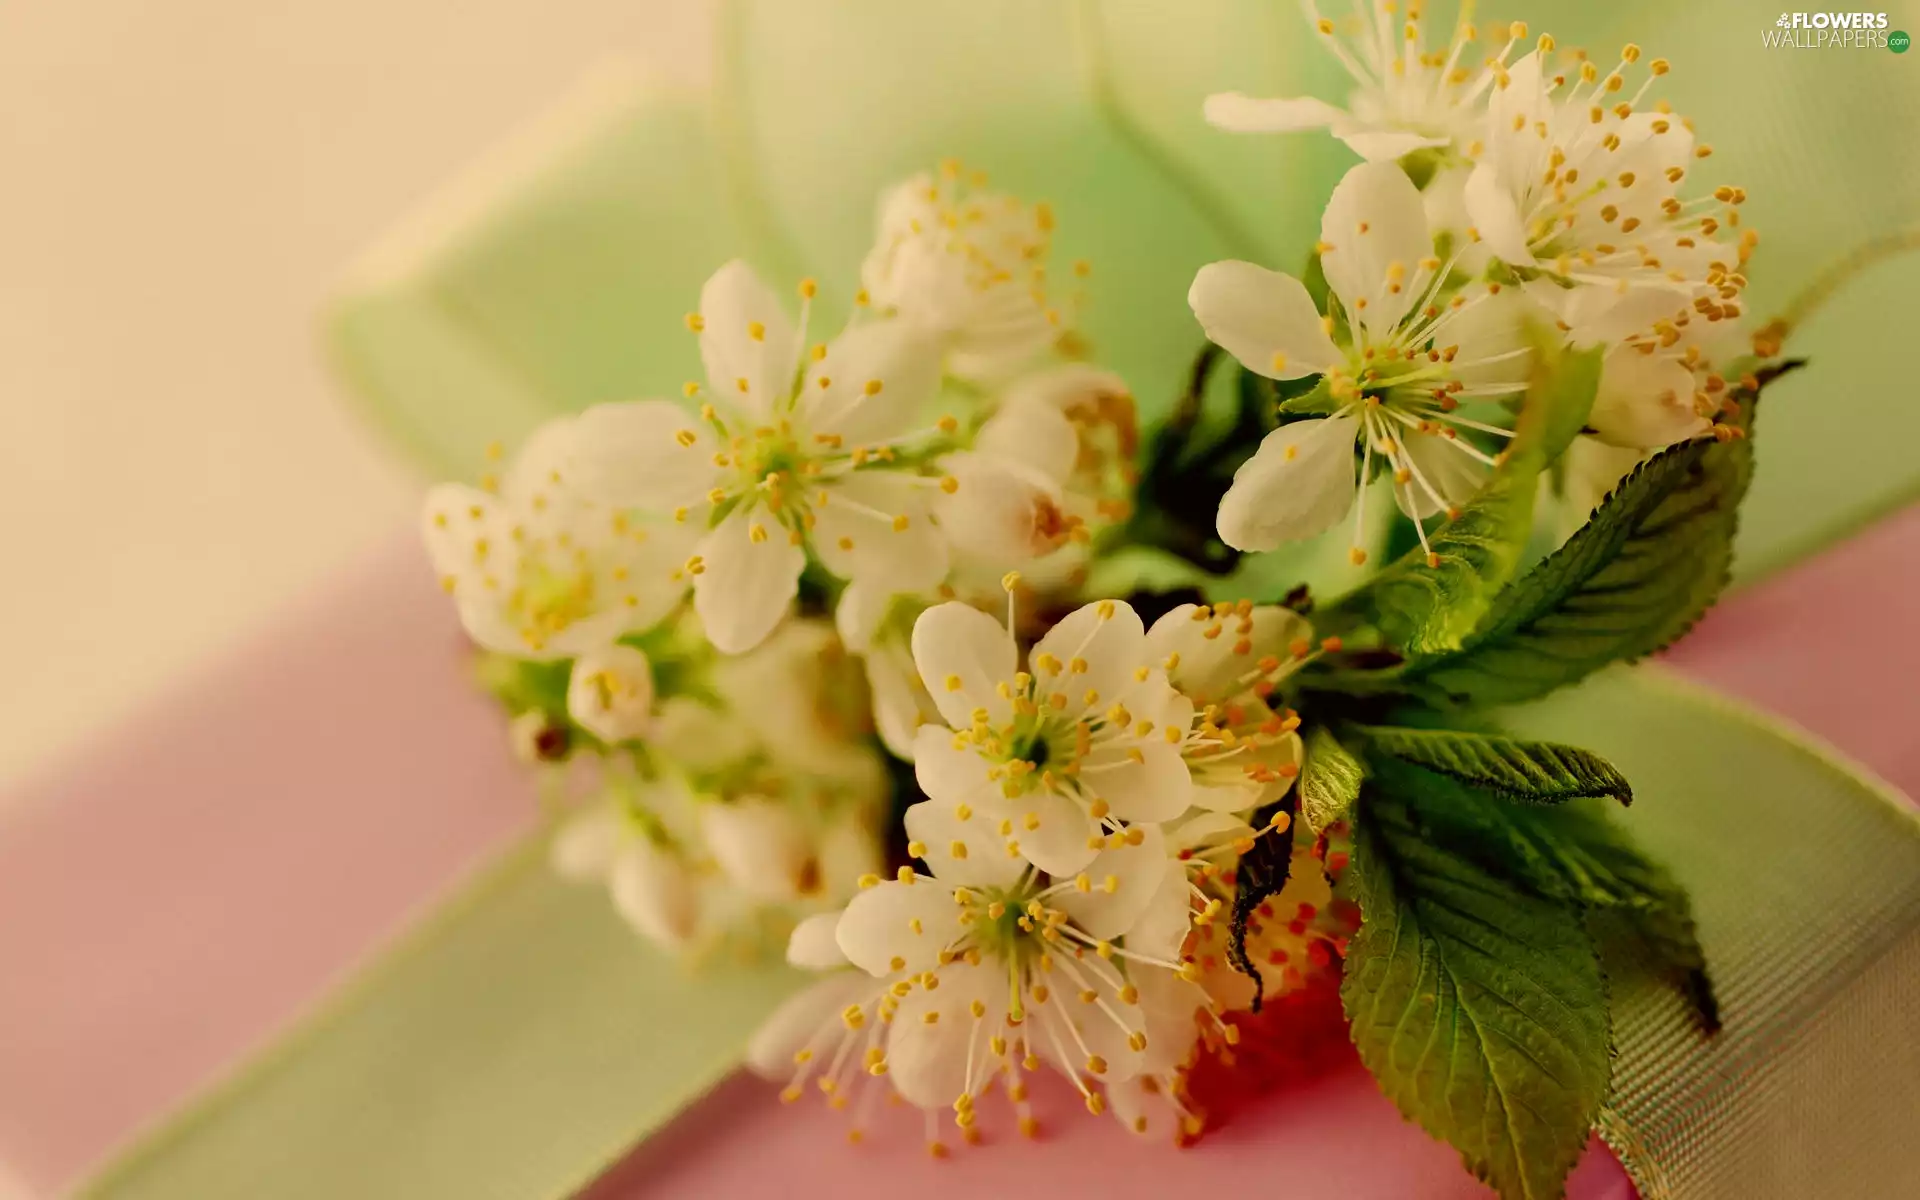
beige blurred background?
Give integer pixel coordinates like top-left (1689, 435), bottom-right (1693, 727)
top-left (0, 1), bottom-right (710, 797)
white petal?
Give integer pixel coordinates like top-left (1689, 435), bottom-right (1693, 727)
top-left (1187, 261), bottom-right (1340, 380)
top-left (1169, 811), bottom-right (1258, 854)
top-left (1055, 825), bottom-right (1173, 939)
top-left (932, 451), bottom-right (1068, 565)
top-left (911, 724), bottom-right (995, 802)
top-left (1589, 349), bottom-right (1709, 450)
top-left (1422, 165), bottom-right (1491, 274)
top-left (885, 961), bottom-right (1003, 1107)
top-left (1320, 161), bottom-right (1432, 332)
top-left (1144, 603), bottom-right (1312, 705)
top-left (975, 399), bottom-right (1081, 485)
top-left (1030, 600), bottom-right (1147, 714)
top-left (420, 485), bottom-right (529, 655)
top-left (698, 260), bottom-right (796, 417)
top-left (1203, 92), bottom-right (1344, 133)
top-left (832, 578), bottom-right (891, 653)
top-left (1133, 968), bottom-right (1209, 1074)
top-left (787, 911), bottom-right (851, 970)
top-left (569, 400), bottom-right (722, 510)
top-left (1215, 413), bottom-right (1359, 551)
top-left (609, 841), bottom-right (699, 950)
top-left (692, 508), bottom-right (804, 653)
top-left (1125, 860), bottom-right (1197, 962)
top-left (566, 646), bottom-right (655, 743)
top-left (1463, 161), bottom-right (1536, 267)
top-left (1031, 974), bottom-right (1145, 1085)
top-left (992, 788), bottom-right (1099, 878)
top-left (1436, 288), bottom-right (1537, 394)
top-left (1108, 1075), bottom-right (1184, 1138)
top-left (495, 416), bottom-right (578, 503)
top-left (911, 602), bottom-right (1016, 727)
top-left (1335, 127), bottom-right (1450, 163)
top-left (835, 878), bottom-right (966, 977)
top-left (905, 800), bottom-right (1024, 890)
top-left (550, 805), bottom-right (624, 881)
top-left (1392, 427), bottom-right (1488, 520)
top-left (1083, 740), bottom-right (1191, 824)
top-left (745, 973), bottom-right (872, 1078)
top-left (803, 319), bottom-right (942, 446)
top-left (812, 471), bottom-right (949, 593)
top-left (865, 646), bottom-right (939, 761)
top-left (1482, 51), bottom-right (1551, 189)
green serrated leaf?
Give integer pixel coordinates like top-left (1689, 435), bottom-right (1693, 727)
top-left (1320, 334), bottom-right (1599, 658)
top-left (1226, 791), bottom-right (1298, 1011)
top-left (1372, 757), bottom-right (1717, 1033)
top-left (1353, 725), bottom-right (1632, 806)
top-left (1344, 785), bottom-right (1611, 1200)
top-left (1298, 724), bottom-right (1365, 833)
top-left (1409, 390), bottom-right (1761, 708)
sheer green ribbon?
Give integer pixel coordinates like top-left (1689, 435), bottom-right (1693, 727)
top-left (81, 3), bottom-right (1920, 1196)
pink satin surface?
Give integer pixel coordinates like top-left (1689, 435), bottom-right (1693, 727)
top-left (2, 505), bottom-right (1916, 1198)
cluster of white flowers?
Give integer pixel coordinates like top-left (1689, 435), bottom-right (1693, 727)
top-left (423, 161), bottom-right (1144, 956)
top-left (747, 585), bottom-right (1349, 1147)
top-left (1199, 7), bottom-right (1759, 554)
top-left (421, 4), bottom-right (1764, 1150)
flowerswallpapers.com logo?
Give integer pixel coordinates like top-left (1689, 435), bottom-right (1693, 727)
top-left (1764, 11), bottom-right (1902, 49)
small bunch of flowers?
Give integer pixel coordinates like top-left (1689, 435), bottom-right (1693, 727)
top-left (425, 160), bottom-right (1145, 956)
top-left (423, 9), bottom-right (1793, 1193)
top-left (747, 581), bottom-right (1348, 1148)
top-left (1199, 7), bottom-right (1760, 558)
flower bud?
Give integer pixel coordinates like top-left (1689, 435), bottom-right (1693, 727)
top-left (508, 709), bottom-right (571, 763)
top-left (1588, 347), bottom-right (1710, 450)
top-left (608, 838), bottom-right (700, 950)
top-left (933, 451), bottom-right (1069, 564)
top-left (566, 645), bottom-right (656, 743)
top-left (701, 797), bottom-right (819, 901)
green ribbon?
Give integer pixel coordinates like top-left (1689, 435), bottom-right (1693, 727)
top-left (83, 3), bottom-right (1920, 1195)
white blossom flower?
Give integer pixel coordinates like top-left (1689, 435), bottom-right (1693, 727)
top-left (931, 395), bottom-right (1084, 565)
top-left (861, 162), bottom-right (1060, 382)
top-left (1530, 279), bottom-right (1747, 452)
top-left (566, 645), bottom-right (655, 743)
top-left (422, 416), bottom-right (690, 658)
top-left (1205, 10), bottom-right (1539, 163)
top-left (1187, 830), bottom-right (1345, 1012)
top-left (749, 798), bottom-right (1216, 1148)
top-left (908, 594), bottom-right (1193, 878)
top-left (1190, 162), bottom-right (1536, 562)
top-left (1461, 47), bottom-right (1757, 313)
top-left (997, 362), bottom-right (1141, 533)
top-left (571, 260), bottom-right (954, 654)
top-left (552, 798), bottom-right (700, 951)
top-left (1145, 602), bottom-right (1316, 814)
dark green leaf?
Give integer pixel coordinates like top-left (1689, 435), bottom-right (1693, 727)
top-left (1373, 757), bottom-right (1717, 1032)
top-left (1298, 724), bottom-right (1365, 833)
top-left (1226, 791), bottom-right (1298, 1012)
top-left (1344, 783), bottom-right (1611, 1200)
top-left (1353, 725), bottom-right (1632, 806)
top-left (1410, 388), bottom-right (1761, 708)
